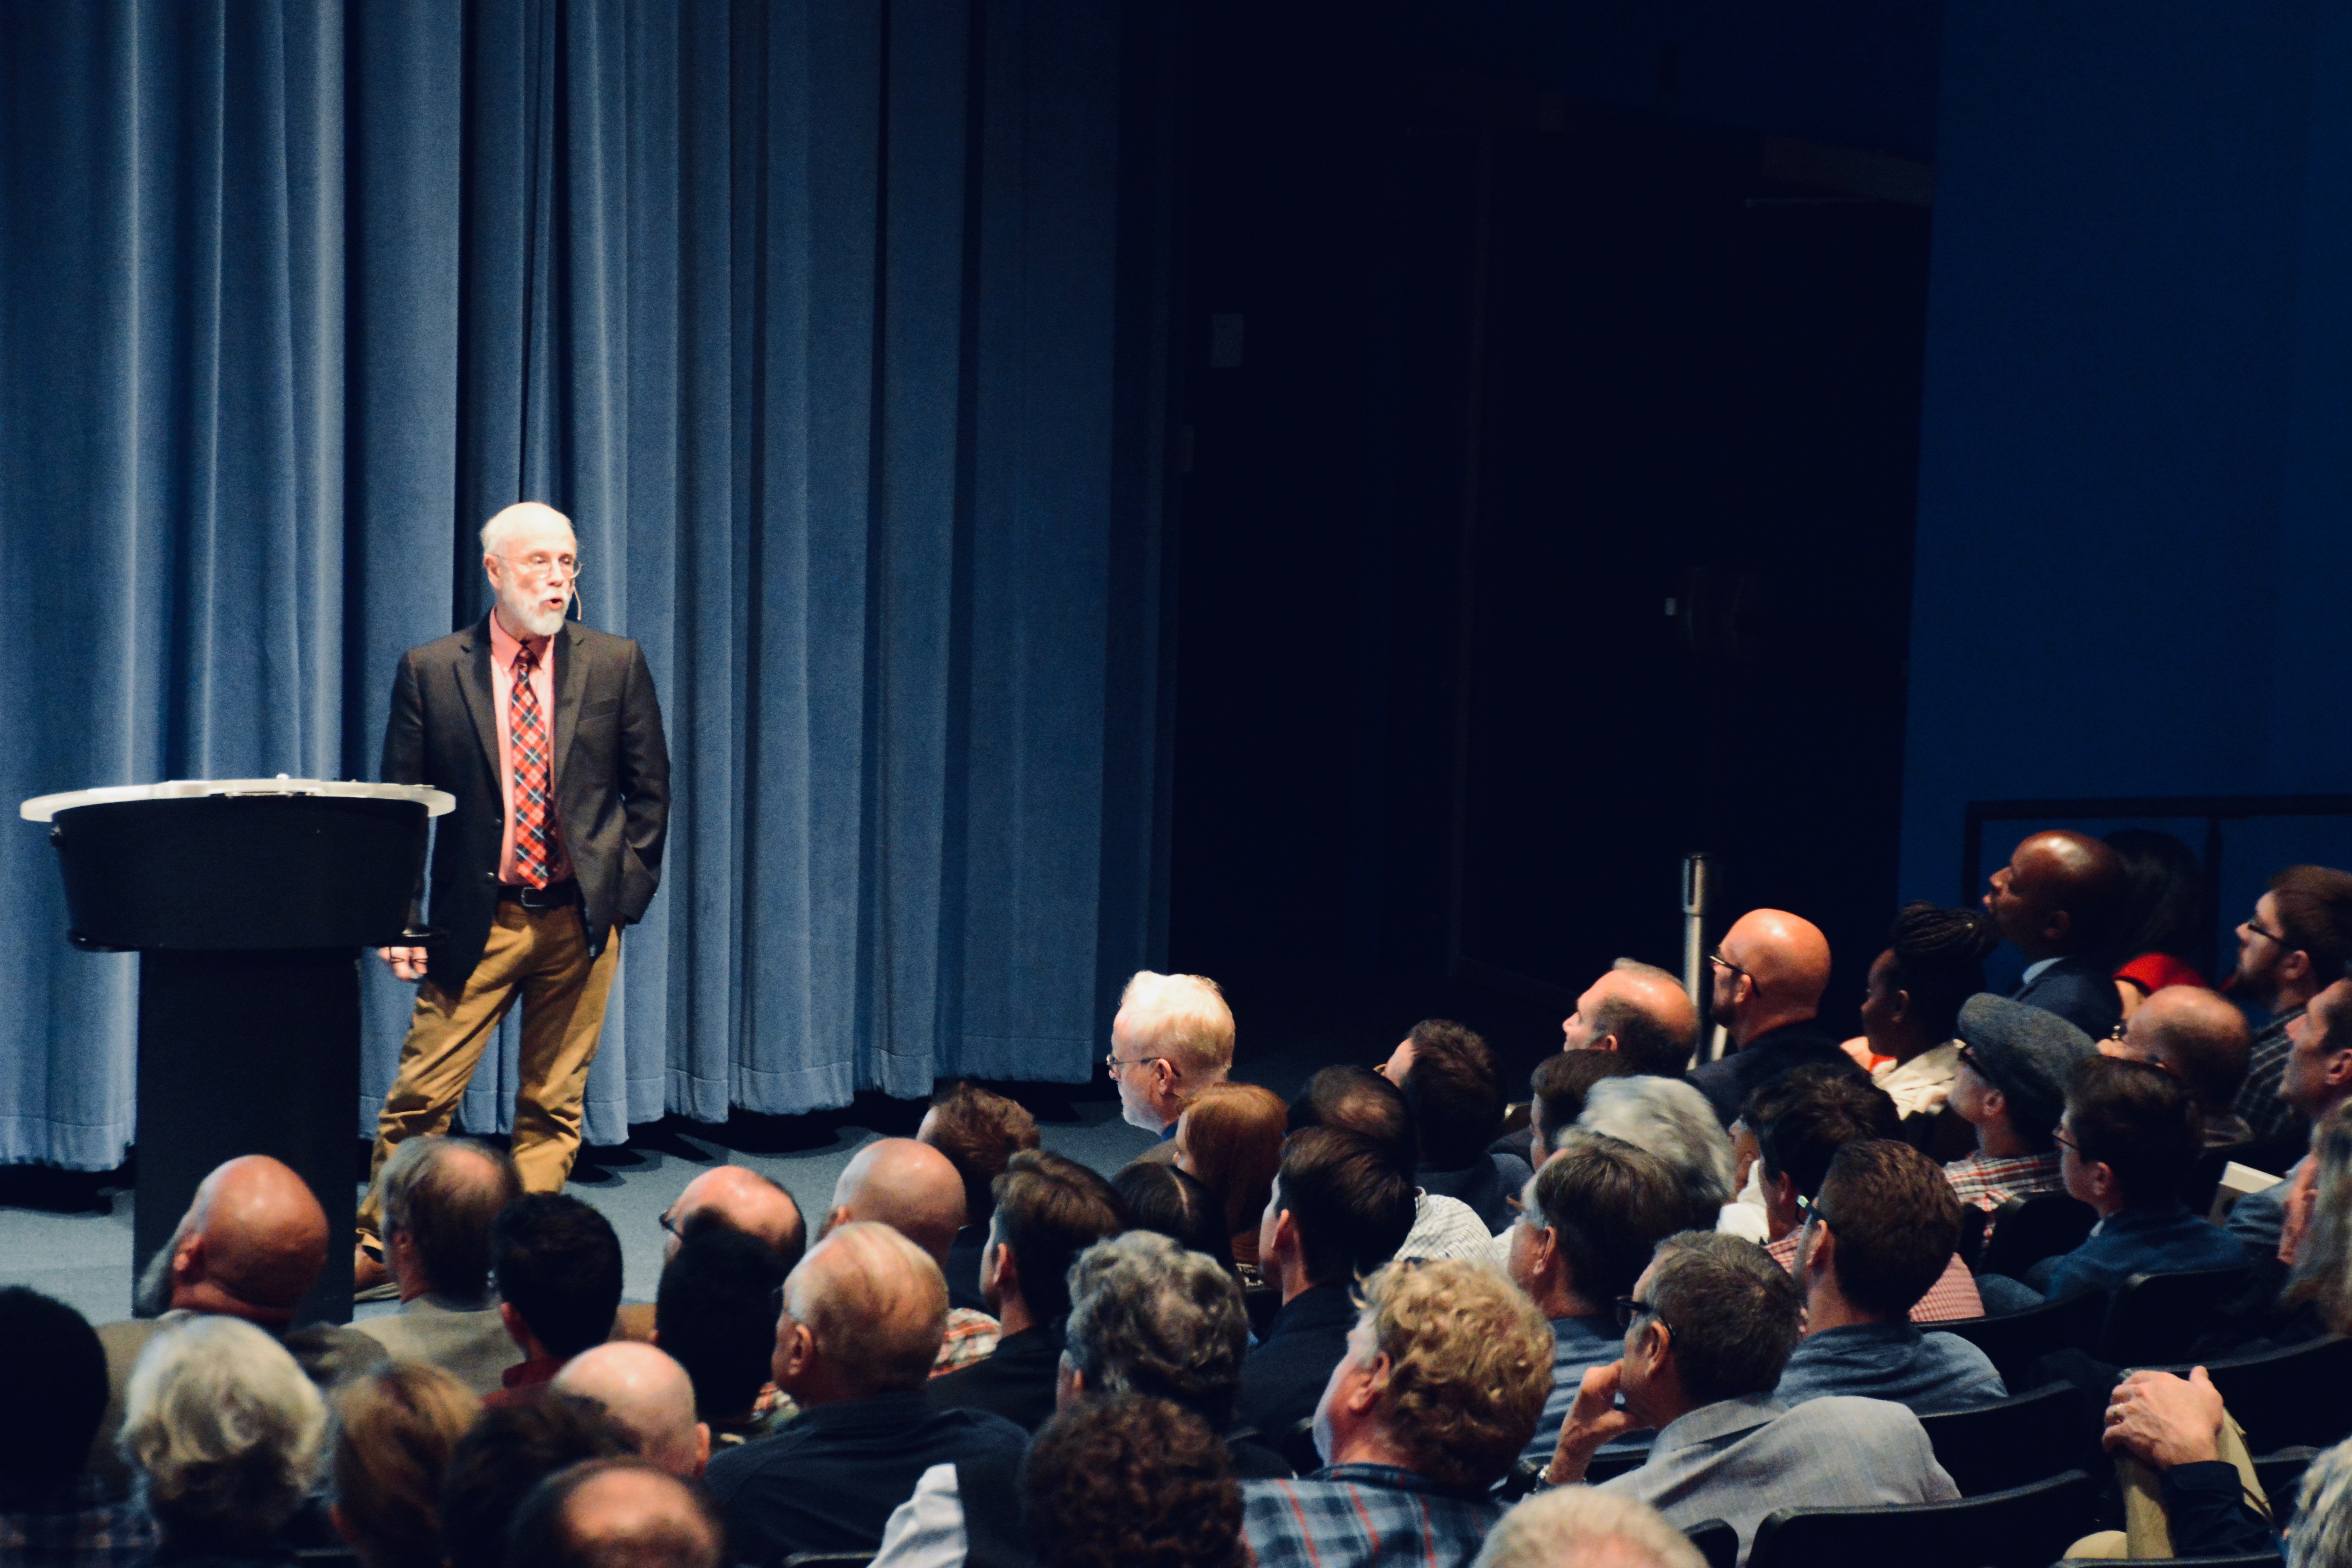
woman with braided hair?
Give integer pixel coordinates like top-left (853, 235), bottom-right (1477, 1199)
top-left (1851, 902), bottom-right (2001, 1128)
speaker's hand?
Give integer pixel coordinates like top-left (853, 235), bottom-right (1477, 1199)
top-left (376, 945), bottom-right (429, 982)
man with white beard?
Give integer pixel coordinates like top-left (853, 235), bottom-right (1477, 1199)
top-left (355, 501), bottom-right (670, 1294)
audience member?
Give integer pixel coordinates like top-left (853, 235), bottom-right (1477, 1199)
top-left (2028, 1056), bottom-right (2246, 1300)
top-left (1685, 909), bottom-right (1846, 1125)
top-left (489, 1193), bottom-right (625, 1407)
top-left (1984, 829), bottom-right (2128, 1039)
top-left (440, 1393), bottom-right (632, 1568)
top-left (2230, 867), bottom-right (2352, 1147)
top-left (1289, 1065), bottom-right (1493, 1260)
top-left (1559, 960), bottom-right (1702, 1077)
top-left (921, 1082), bottom-right (1041, 1315)
top-left (1239, 1260), bottom-right (1552, 1568)
top-left (1174, 1081), bottom-right (1286, 1267)
top-left (702, 1222), bottom-right (1026, 1560)
top-left (2291, 1433), bottom-right (2352, 1568)
top-left (2231, 976), bottom-right (2352, 1257)
top-left (653, 1226), bottom-right (793, 1446)
top-left (1108, 970), bottom-right (1236, 1155)
top-left (1022, 1395), bottom-right (1244, 1568)
top-left (1944, 994), bottom-right (2095, 1236)
top-left (507, 1458), bottom-right (725, 1568)
top-left (1527, 1050), bottom-right (1639, 1163)
top-left (96, 1155), bottom-right (384, 1481)
top-left (330, 1362), bottom-right (480, 1568)
top-left (354, 1135), bottom-right (524, 1396)
top-left (1505, 1132), bottom-right (1687, 1465)
top-left (871, 1229), bottom-right (1271, 1568)
top-left (1576, 1075), bottom-right (1736, 1233)
top-left (2095, 1367), bottom-right (2280, 1560)
top-left (1855, 902), bottom-right (1998, 1122)
top-left (928, 1151), bottom-right (1126, 1432)
top-left (828, 1136), bottom-right (1004, 1374)
top-left (555, 1343), bottom-right (710, 1480)
top-left (1469, 1488), bottom-right (1705, 1568)
top-left (1542, 1232), bottom-right (1957, 1558)
top-left (1113, 1163), bottom-right (1236, 1274)
top-left (1233, 1127), bottom-right (1416, 1450)
top-left (1749, 1068), bottom-right (1980, 1322)
top-left (2106, 829), bottom-right (2213, 1020)
top-left (0, 1286), bottom-right (155, 1566)
top-left (120, 1315), bottom-right (330, 1565)
top-left (1383, 1020), bottom-right (1533, 1229)
top-left (2277, 1101), bottom-right (2352, 1335)
top-left (1775, 1140), bottom-right (2004, 1412)
top-left (2107, 985), bottom-right (2255, 1147)
top-left (614, 1165), bottom-right (807, 1344)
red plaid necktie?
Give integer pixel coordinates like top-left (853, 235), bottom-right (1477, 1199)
top-left (510, 642), bottom-right (552, 888)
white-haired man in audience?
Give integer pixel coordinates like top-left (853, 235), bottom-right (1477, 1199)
top-left (1109, 970), bottom-right (1236, 1159)
top-left (702, 1222), bottom-right (1026, 1561)
top-left (120, 1315), bottom-right (331, 1561)
top-left (1575, 1077), bottom-right (1737, 1233)
top-left (556, 1343), bottom-right (711, 1481)
top-left (1471, 1488), bottom-right (1705, 1568)
top-left (1240, 1258), bottom-right (1552, 1568)
top-left (1543, 1231), bottom-right (1956, 1560)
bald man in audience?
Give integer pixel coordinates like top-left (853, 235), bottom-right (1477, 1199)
top-left (1561, 960), bottom-right (1702, 1077)
top-left (827, 1137), bottom-right (1002, 1374)
top-left (1108, 970), bottom-right (1237, 1163)
top-left (1986, 829), bottom-right (2127, 1040)
top-left (556, 1344), bottom-right (711, 1480)
top-left (616, 1166), bottom-right (807, 1343)
top-left (702, 1222), bottom-right (1027, 1561)
top-left (1686, 910), bottom-right (1853, 1125)
top-left (2106, 986), bottom-right (2255, 1147)
top-left (509, 1459), bottom-right (725, 1568)
top-left (92, 1155), bottom-right (384, 1480)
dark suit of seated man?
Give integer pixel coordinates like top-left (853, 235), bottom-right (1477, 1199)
top-left (703, 1221), bottom-right (1026, 1562)
top-left (1984, 829), bottom-right (2127, 1043)
top-left (2027, 1055), bottom-right (2251, 1301)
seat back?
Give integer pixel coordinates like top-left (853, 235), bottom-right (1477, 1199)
top-left (1746, 1469), bottom-right (2097, 1568)
top-left (1977, 1192), bottom-right (2097, 1280)
top-left (1934, 1289), bottom-right (2105, 1388)
top-left (2198, 1336), bottom-right (2352, 1452)
top-left (1956, 1203), bottom-right (1990, 1273)
top-left (2097, 1264), bottom-right (2255, 1367)
top-left (1682, 1518), bottom-right (1738, 1568)
top-left (1914, 1381), bottom-right (2085, 1495)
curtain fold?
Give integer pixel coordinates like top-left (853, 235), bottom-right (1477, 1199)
top-left (0, 0), bottom-right (1167, 1168)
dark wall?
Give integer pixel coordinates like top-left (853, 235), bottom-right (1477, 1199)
top-left (1163, 0), bottom-right (1945, 1072)
top-left (1902, 3), bottom-right (2352, 947)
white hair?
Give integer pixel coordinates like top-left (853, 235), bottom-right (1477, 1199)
top-left (479, 501), bottom-right (575, 556)
top-left (1116, 971), bottom-right (1235, 1082)
top-left (1576, 1076), bottom-right (1735, 1223)
top-left (121, 1315), bottom-right (328, 1543)
top-left (1472, 1487), bottom-right (1707, 1568)
top-left (2295, 1436), bottom-right (2352, 1568)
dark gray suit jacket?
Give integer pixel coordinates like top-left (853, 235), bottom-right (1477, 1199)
top-left (382, 615), bottom-right (670, 991)
top-left (2012, 955), bottom-right (2122, 1041)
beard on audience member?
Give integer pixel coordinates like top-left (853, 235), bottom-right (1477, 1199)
top-left (133, 1226), bottom-right (186, 1318)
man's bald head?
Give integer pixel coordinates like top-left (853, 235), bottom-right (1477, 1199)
top-left (776, 1222), bottom-right (948, 1402)
top-left (826, 1138), bottom-right (965, 1264)
top-left (666, 1167), bottom-right (805, 1269)
top-left (1713, 911), bottom-right (1832, 1044)
top-left (1987, 830), bottom-right (2126, 960)
top-left (164, 1155), bottom-right (330, 1320)
top-left (508, 1460), bottom-right (723, 1568)
top-left (553, 1344), bottom-right (709, 1480)
top-left (2119, 986), bottom-right (2252, 1116)
top-left (1563, 962), bottom-right (1700, 1075)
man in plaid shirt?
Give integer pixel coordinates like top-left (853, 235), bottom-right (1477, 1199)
top-left (1240, 1259), bottom-right (1553, 1568)
top-left (1942, 994), bottom-right (2094, 1245)
top-left (2226, 869), bottom-right (2352, 1149)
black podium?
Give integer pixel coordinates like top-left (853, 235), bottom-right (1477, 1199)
top-left (22, 779), bottom-right (452, 1325)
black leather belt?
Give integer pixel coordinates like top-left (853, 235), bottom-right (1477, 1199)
top-left (498, 878), bottom-right (580, 911)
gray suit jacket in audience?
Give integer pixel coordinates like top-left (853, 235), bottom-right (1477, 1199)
top-left (1600, 1392), bottom-right (1958, 1562)
top-left (353, 1294), bottom-right (523, 1397)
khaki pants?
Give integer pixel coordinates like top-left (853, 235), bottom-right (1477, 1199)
top-left (356, 899), bottom-right (619, 1246)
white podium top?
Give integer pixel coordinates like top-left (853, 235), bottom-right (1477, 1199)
top-left (20, 778), bottom-right (456, 822)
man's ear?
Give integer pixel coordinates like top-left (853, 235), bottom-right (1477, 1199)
top-left (2282, 949), bottom-right (2315, 989)
top-left (172, 1231), bottom-right (205, 1287)
top-left (499, 1300), bottom-right (531, 1353)
top-left (987, 1241), bottom-right (1021, 1301)
top-left (821, 1206), bottom-right (851, 1239)
top-left (2043, 908), bottom-right (2074, 946)
top-left (2324, 1046), bottom-right (2352, 1093)
top-left (1346, 1350), bottom-right (1391, 1416)
top-left (1270, 1208), bottom-right (1299, 1263)
top-left (1803, 1221), bottom-right (1837, 1284)
top-left (1596, 1034), bottom-right (1622, 1054)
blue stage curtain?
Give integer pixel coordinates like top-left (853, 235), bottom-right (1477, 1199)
top-left (0, 0), bottom-right (1171, 1167)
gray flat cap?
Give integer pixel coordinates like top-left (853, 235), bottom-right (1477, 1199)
top-left (1956, 993), bottom-right (2096, 1135)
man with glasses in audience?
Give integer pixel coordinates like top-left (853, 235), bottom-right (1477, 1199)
top-left (1107, 971), bottom-right (1237, 1164)
top-left (2227, 867), bottom-right (2352, 1149)
top-left (1943, 994), bottom-right (2095, 1240)
top-left (356, 501), bottom-right (671, 1296)
top-left (1685, 909), bottom-right (1850, 1126)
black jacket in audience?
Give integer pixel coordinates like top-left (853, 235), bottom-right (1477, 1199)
top-left (2013, 957), bottom-right (2125, 1043)
top-left (1232, 1282), bottom-right (1356, 1452)
top-left (703, 1390), bottom-right (1025, 1561)
top-left (927, 1322), bottom-right (1065, 1433)
top-left (1686, 1019), bottom-right (1858, 1126)
top-left (943, 1222), bottom-right (991, 1315)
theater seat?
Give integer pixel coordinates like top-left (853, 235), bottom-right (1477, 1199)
top-left (2096, 1264), bottom-right (2254, 1367)
top-left (1936, 1290), bottom-right (2105, 1388)
top-left (1744, 1468), bottom-right (2098, 1568)
top-left (1915, 1381), bottom-right (2086, 1496)
top-left (1682, 1518), bottom-right (1737, 1568)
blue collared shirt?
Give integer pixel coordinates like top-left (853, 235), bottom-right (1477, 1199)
top-left (1241, 1464), bottom-right (1501, 1568)
top-left (2036, 1200), bottom-right (2251, 1301)
top-left (1773, 1322), bottom-right (2007, 1415)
